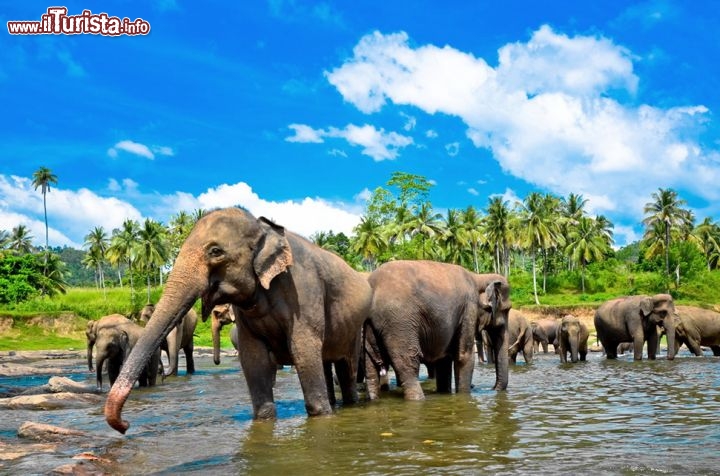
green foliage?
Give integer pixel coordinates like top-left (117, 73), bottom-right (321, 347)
top-left (0, 253), bottom-right (67, 304)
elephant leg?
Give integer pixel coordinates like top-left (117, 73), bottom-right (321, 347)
top-left (435, 358), bottom-right (452, 393)
top-left (633, 334), bottom-right (645, 361)
top-left (185, 345), bottom-right (195, 374)
top-left (711, 345), bottom-right (720, 356)
top-left (290, 328), bottom-right (333, 416)
top-left (646, 330), bottom-right (659, 360)
top-left (334, 358), bottom-right (359, 405)
top-left (687, 339), bottom-right (704, 356)
top-left (108, 358), bottom-right (122, 387)
top-left (454, 338), bottom-right (476, 393)
top-left (238, 324), bottom-right (279, 419)
top-left (386, 345), bottom-right (423, 400)
top-left (324, 362), bottom-right (336, 405)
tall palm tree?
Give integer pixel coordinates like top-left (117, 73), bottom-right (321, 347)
top-left (8, 225), bottom-right (34, 254)
top-left (31, 166), bottom-right (58, 256)
top-left (517, 192), bottom-right (562, 305)
top-left (107, 219), bottom-right (140, 300)
top-left (84, 226), bottom-right (109, 296)
top-left (691, 217), bottom-right (720, 271)
top-left (461, 206), bottom-right (484, 273)
top-left (565, 217), bottom-right (608, 293)
top-left (561, 193), bottom-right (589, 271)
top-left (408, 202), bottom-right (443, 259)
top-left (485, 197), bottom-right (512, 276)
top-left (39, 251), bottom-right (68, 297)
top-left (351, 216), bottom-right (387, 270)
top-left (135, 218), bottom-right (169, 303)
top-left (642, 188), bottom-right (693, 284)
top-left (438, 209), bottom-right (470, 266)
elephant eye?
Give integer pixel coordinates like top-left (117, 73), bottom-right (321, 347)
top-left (208, 246), bottom-right (224, 258)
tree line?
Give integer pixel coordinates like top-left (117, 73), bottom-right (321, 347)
top-left (2, 168), bottom-right (720, 306)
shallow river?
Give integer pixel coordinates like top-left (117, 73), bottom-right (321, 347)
top-left (2, 348), bottom-right (720, 475)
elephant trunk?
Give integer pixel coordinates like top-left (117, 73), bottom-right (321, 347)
top-left (664, 318), bottom-right (676, 361)
top-left (96, 352), bottom-right (105, 390)
top-left (488, 321), bottom-right (509, 390)
top-left (165, 327), bottom-right (180, 376)
top-left (570, 333), bottom-right (579, 363)
top-left (105, 250), bottom-right (206, 434)
top-left (212, 315), bottom-right (223, 365)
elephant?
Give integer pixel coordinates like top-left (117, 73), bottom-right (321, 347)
top-left (616, 341), bottom-right (635, 355)
top-left (594, 294), bottom-right (677, 360)
top-left (209, 303), bottom-right (237, 364)
top-left (673, 305), bottom-right (720, 356)
top-left (105, 207), bottom-right (372, 434)
top-left (93, 317), bottom-right (161, 390)
top-left (86, 314), bottom-right (133, 372)
top-left (531, 318), bottom-right (558, 353)
top-left (364, 260), bottom-right (510, 401)
top-left (556, 314), bottom-right (589, 363)
top-left (507, 310), bottom-right (533, 364)
top-left (530, 322), bottom-right (549, 355)
top-left (140, 303), bottom-right (198, 376)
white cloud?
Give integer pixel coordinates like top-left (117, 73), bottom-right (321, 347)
top-left (0, 175), bottom-right (143, 248)
top-left (400, 112), bottom-right (417, 131)
top-left (446, 142), bottom-right (460, 157)
top-left (107, 140), bottom-right (174, 160)
top-left (286, 123), bottom-right (413, 161)
top-left (324, 27), bottom-right (719, 224)
top-left (0, 175), bottom-right (363, 247)
top-left (467, 188), bottom-right (479, 196)
top-left (426, 129), bottom-right (438, 139)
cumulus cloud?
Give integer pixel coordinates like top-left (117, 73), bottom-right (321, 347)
top-left (324, 26), bottom-right (719, 225)
top-left (446, 142), bottom-right (460, 157)
top-left (0, 175), bottom-right (363, 247)
top-left (286, 123), bottom-right (413, 161)
top-left (107, 140), bottom-right (174, 160)
top-left (0, 175), bottom-right (143, 248)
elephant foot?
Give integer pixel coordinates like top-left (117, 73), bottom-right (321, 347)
top-left (305, 400), bottom-right (333, 417)
top-left (254, 402), bottom-right (277, 420)
top-left (402, 383), bottom-right (425, 401)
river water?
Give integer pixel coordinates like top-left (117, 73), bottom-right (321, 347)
top-left (2, 348), bottom-right (720, 475)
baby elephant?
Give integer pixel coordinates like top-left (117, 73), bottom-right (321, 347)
top-left (557, 315), bottom-right (589, 363)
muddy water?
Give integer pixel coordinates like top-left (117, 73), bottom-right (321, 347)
top-left (2, 348), bottom-right (720, 475)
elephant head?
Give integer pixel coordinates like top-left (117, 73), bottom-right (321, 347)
top-left (105, 208), bottom-right (293, 434)
top-left (211, 304), bottom-right (236, 365)
top-left (139, 304), bottom-right (155, 325)
top-left (477, 277), bottom-right (511, 390)
top-left (95, 326), bottom-right (131, 390)
top-left (559, 315), bottom-right (582, 363)
top-left (639, 294), bottom-right (677, 360)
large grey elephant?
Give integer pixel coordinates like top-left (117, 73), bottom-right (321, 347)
top-left (594, 294), bottom-right (677, 360)
top-left (673, 305), bottom-right (720, 356)
top-left (86, 314), bottom-right (133, 372)
top-left (105, 208), bottom-right (372, 434)
top-left (556, 314), bottom-right (589, 363)
top-left (92, 316), bottom-right (161, 390)
top-left (532, 318), bottom-right (558, 353)
top-left (530, 322), bottom-right (549, 354)
top-left (507, 310), bottom-right (533, 364)
top-left (139, 303), bottom-right (198, 376)
top-left (364, 260), bottom-right (510, 401)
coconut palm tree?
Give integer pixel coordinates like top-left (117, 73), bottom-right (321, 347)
top-left (8, 225), bottom-right (34, 254)
top-left (107, 219), bottom-right (140, 300)
top-left (642, 188), bottom-right (693, 284)
top-left (517, 192), bottom-right (563, 305)
top-left (691, 217), bottom-right (720, 271)
top-left (351, 216), bottom-right (387, 270)
top-left (39, 251), bottom-right (68, 297)
top-left (84, 226), bottom-right (109, 296)
top-left (135, 218), bottom-right (170, 303)
top-left (461, 206), bottom-right (484, 273)
top-left (565, 217), bottom-right (609, 293)
top-left (31, 166), bottom-right (58, 256)
top-left (438, 209), bottom-right (470, 266)
top-left (408, 202), bottom-right (443, 259)
top-left (485, 197), bottom-right (513, 276)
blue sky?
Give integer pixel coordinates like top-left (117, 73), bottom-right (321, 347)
top-left (2, 1), bottom-right (720, 249)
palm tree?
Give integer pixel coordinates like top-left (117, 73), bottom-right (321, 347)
top-left (8, 225), bottom-right (34, 254)
top-left (461, 206), bottom-right (484, 273)
top-left (408, 202), bottom-right (443, 259)
top-left (642, 188), bottom-right (693, 285)
top-left (565, 217), bottom-right (608, 293)
top-left (135, 218), bottom-right (170, 303)
top-left (692, 217), bottom-right (720, 270)
top-left (0, 230), bottom-right (10, 254)
top-left (38, 251), bottom-right (68, 297)
top-left (485, 197), bottom-right (512, 276)
top-left (351, 216), bottom-right (387, 270)
top-left (31, 166), bottom-right (58, 256)
top-left (84, 226), bottom-right (109, 296)
top-left (107, 219), bottom-right (140, 300)
top-left (517, 192), bottom-right (563, 305)
top-left (438, 209), bottom-right (470, 266)
top-left (561, 193), bottom-right (589, 271)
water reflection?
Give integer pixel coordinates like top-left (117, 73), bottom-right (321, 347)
top-left (2, 349), bottom-right (720, 474)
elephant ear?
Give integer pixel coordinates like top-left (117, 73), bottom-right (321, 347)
top-left (254, 217), bottom-right (293, 290)
top-left (480, 280), bottom-right (503, 322)
top-left (639, 298), bottom-right (654, 317)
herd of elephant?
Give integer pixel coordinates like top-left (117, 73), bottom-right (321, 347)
top-left (89, 207), bottom-right (720, 436)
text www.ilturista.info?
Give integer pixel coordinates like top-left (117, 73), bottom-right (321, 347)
top-left (7, 7), bottom-right (150, 36)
